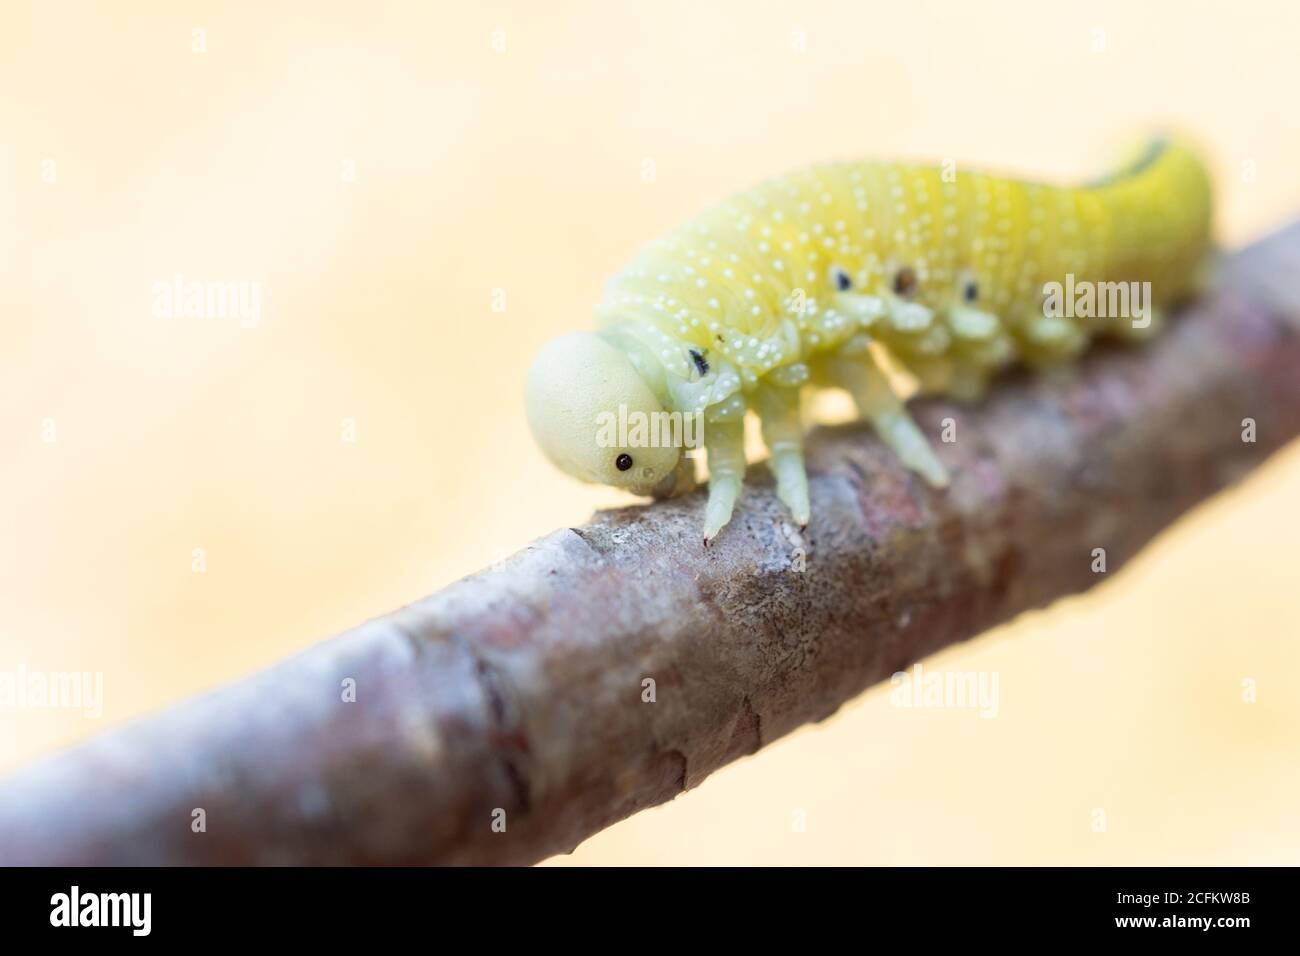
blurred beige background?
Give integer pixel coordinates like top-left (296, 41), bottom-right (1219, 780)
top-left (2, 0), bottom-right (1298, 865)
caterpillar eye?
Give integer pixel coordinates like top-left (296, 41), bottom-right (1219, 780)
top-left (830, 265), bottom-right (852, 292)
top-left (615, 453), bottom-right (634, 471)
top-left (963, 279), bottom-right (979, 302)
top-left (893, 266), bottom-right (918, 298)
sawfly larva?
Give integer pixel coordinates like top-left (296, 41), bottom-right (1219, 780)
top-left (527, 138), bottom-right (1213, 542)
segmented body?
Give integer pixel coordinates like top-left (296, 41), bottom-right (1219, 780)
top-left (581, 139), bottom-right (1212, 539)
top-left (597, 140), bottom-right (1211, 410)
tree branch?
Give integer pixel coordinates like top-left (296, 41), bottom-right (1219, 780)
top-left (3, 225), bottom-right (1300, 866)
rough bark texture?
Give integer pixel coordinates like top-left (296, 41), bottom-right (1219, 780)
top-left (3, 225), bottom-right (1300, 867)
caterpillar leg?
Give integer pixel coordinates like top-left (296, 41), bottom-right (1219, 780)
top-left (702, 418), bottom-right (746, 544)
top-left (822, 347), bottom-right (950, 487)
top-left (753, 384), bottom-right (810, 528)
top-left (1018, 314), bottom-right (1088, 362)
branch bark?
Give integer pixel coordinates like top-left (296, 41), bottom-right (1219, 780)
top-left (4, 225), bottom-right (1300, 866)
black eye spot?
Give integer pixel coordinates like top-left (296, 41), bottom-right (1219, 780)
top-left (893, 266), bottom-right (918, 298)
top-left (615, 453), bottom-right (634, 471)
top-left (831, 266), bottom-right (852, 291)
top-left (963, 279), bottom-right (978, 303)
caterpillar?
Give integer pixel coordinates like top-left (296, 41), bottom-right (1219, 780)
top-left (526, 138), bottom-right (1213, 542)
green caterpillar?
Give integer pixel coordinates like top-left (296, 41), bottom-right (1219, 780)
top-left (527, 138), bottom-right (1213, 542)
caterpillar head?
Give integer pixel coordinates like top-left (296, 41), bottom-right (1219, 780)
top-left (527, 331), bottom-right (685, 497)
